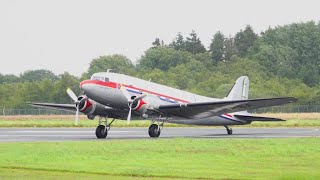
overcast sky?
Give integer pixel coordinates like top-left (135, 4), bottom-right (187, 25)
top-left (0, 0), bottom-right (319, 76)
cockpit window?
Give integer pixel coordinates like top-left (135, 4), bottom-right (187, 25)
top-left (91, 76), bottom-right (109, 82)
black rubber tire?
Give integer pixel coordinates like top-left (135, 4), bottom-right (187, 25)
top-left (227, 128), bottom-right (233, 135)
top-left (148, 124), bottom-right (160, 138)
top-left (95, 125), bottom-right (108, 138)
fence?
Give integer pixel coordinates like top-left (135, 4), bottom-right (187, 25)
top-left (250, 105), bottom-right (320, 113)
top-left (0, 108), bottom-right (74, 116)
top-left (1, 105), bottom-right (320, 116)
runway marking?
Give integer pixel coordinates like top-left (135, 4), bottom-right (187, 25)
top-left (1, 130), bottom-right (142, 133)
top-left (0, 133), bottom-right (146, 138)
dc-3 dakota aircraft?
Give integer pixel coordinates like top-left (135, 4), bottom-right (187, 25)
top-left (32, 72), bottom-right (297, 138)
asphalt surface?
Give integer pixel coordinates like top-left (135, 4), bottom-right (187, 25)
top-left (0, 127), bottom-right (319, 142)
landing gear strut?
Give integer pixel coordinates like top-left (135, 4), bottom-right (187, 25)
top-left (224, 125), bottom-right (233, 135)
top-left (95, 117), bottom-right (115, 139)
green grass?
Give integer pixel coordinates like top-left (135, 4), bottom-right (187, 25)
top-left (0, 138), bottom-right (319, 179)
top-left (0, 119), bottom-right (319, 127)
top-left (0, 168), bottom-right (155, 180)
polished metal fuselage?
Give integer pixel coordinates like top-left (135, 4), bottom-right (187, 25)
top-left (80, 72), bottom-right (249, 126)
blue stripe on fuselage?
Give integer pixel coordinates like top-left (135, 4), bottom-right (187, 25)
top-left (127, 89), bottom-right (141, 94)
top-left (219, 115), bottom-right (244, 123)
top-left (126, 89), bottom-right (177, 104)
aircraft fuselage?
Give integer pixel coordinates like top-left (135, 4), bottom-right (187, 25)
top-left (79, 72), bottom-right (249, 126)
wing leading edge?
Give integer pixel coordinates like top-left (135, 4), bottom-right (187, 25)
top-left (29, 102), bottom-right (76, 112)
top-left (157, 97), bottom-right (297, 119)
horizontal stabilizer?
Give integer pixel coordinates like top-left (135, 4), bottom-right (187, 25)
top-left (234, 115), bottom-right (285, 121)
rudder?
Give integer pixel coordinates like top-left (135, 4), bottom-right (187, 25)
top-left (225, 76), bottom-right (249, 100)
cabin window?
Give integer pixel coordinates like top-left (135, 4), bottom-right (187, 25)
top-left (91, 76), bottom-right (108, 82)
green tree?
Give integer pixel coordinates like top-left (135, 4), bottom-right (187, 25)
top-left (234, 25), bottom-right (258, 57)
top-left (88, 54), bottom-right (134, 76)
top-left (209, 31), bottom-right (225, 64)
top-left (185, 30), bottom-right (206, 54)
top-left (20, 69), bottom-right (57, 82)
top-left (251, 21), bottom-right (320, 86)
top-left (224, 37), bottom-right (236, 61)
top-left (152, 38), bottom-right (161, 48)
top-left (169, 32), bottom-right (186, 51)
top-left (0, 74), bottom-right (20, 84)
top-left (51, 72), bottom-right (80, 104)
top-left (137, 47), bottom-right (193, 71)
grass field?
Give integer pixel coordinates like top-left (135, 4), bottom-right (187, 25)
top-left (0, 113), bottom-right (320, 127)
top-left (0, 138), bottom-right (319, 179)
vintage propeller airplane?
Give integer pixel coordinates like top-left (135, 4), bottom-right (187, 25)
top-left (31, 71), bottom-right (297, 138)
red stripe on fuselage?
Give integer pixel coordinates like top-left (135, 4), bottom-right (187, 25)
top-left (80, 80), bottom-right (189, 103)
top-left (122, 84), bottom-right (189, 103)
top-left (224, 113), bottom-right (233, 118)
top-left (80, 80), bottom-right (117, 89)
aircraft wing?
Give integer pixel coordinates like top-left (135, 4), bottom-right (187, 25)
top-left (29, 102), bottom-right (76, 113)
top-left (157, 97), bottom-right (297, 119)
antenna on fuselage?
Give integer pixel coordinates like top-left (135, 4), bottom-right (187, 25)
top-left (107, 69), bottom-right (114, 73)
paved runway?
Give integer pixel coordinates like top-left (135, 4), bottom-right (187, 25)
top-left (0, 127), bottom-right (319, 142)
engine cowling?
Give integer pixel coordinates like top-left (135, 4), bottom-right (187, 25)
top-left (77, 96), bottom-right (107, 119)
top-left (131, 99), bottom-right (149, 118)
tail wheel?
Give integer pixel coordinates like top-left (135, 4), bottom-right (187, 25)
top-left (148, 124), bottom-right (161, 138)
top-left (96, 125), bottom-right (108, 138)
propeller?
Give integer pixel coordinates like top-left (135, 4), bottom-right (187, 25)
top-left (66, 88), bottom-right (80, 125)
top-left (120, 85), bottom-right (147, 124)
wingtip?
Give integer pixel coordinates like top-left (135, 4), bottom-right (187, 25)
top-left (288, 97), bottom-right (298, 103)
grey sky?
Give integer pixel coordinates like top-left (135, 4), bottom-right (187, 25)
top-left (0, 0), bottom-right (319, 76)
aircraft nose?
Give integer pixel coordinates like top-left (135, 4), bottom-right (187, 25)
top-left (80, 80), bottom-right (91, 93)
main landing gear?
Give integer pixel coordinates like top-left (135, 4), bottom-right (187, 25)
top-left (224, 125), bottom-right (233, 135)
top-left (95, 117), bottom-right (115, 139)
top-left (148, 124), bottom-right (160, 137)
top-left (148, 119), bottom-right (164, 138)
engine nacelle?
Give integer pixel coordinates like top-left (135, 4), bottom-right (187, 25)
top-left (77, 96), bottom-right (107, 119)
top-left (131, 99), bottom-right (149, 118)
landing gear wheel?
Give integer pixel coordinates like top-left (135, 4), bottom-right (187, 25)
top-left (96, 125), bottom-right (108, 138)
top-left (148, 124), bottom-right (161, 138)
top-left (225, 126), bottom-right (233, 135)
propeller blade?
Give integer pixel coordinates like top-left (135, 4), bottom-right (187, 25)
top-left (120, 85), bottom-right (132, 101)
top-left (67, 88), bottom-right (78, 102)
top-left (133, 93), bottom-right (147, 102)
top-left (127, 104), bottom-right (132, 124)
top-left (75, 105), bottom-right (79, 125)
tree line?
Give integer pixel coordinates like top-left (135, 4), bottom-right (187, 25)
top-left (1, 21), bottom-right (320, 108)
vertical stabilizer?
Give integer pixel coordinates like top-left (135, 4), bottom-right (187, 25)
top-left (226, 76), bottom-right (249, 100)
